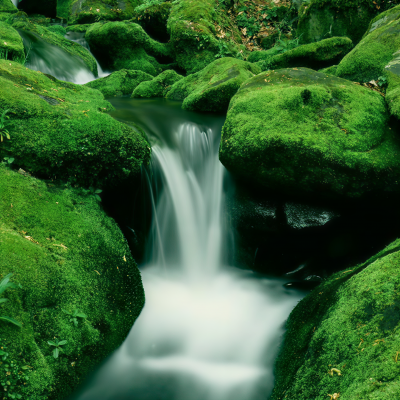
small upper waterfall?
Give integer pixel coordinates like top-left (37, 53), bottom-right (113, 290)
top-left (70, 100), bottom-right (304, 400)
top-left (12, 0), bottom-right (19, 6)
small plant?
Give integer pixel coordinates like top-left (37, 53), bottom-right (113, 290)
top-left (89, 187), bottom-right (102, 201)
top-left (0, 274), bottom-right (22, 328)
top-left (3, 157), bottom-right (14, 164)
top-left (378, 75), bottom-right (388, 87)
top-left (62, 309), bottom-right (87, 327)
top-left (0, 110), bottom-right (14, 143)
top-left (47, 339), bottom-right (67, 359)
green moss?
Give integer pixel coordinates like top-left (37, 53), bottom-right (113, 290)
top-left (272, 239), bottom-right (400, 400)
top-left (0, 20), bottom-right (24, 62)
top-left (167, 0), bottom-right (244, 74)
top-left (0, 0), bottom-right (17, 13)
top-left (85, 20), bottom-right (170, 76)
top-left (0, 162), bottom-right (145, 400)
top-left (319, 64), bottom-right (338, 75)
top-left (296, 0), bottom-right (400, 44)
top-left (85, 69), bottom-right (154, 97)
top-left (219, 67), bottom-right (400, 199)
top-left (254, 37), bottom-right (353, 71)
top-left (46, 24), bottom-right (67, 37)
top-left (166, 57), bottom-right (261, 113)
top-left (0, 60), bottom-right (151, 188)
top-left (66, 23), bottom-right (93, 33)
top-left (336, 5), bottom-right (400, 83)
top-left (132, 69), bottom-right (182, 98)
top-left (11, 16), bottom-right (98, 75)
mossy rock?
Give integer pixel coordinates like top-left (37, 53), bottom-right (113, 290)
top-left (253, 37), bottom-right (353, 71)
top-left (167, 0), bottom-right (244, 74)
top-left (57, 0), bottom-right (142, 24)
top-left (271, 238), bottom-right (400, 400)
top-left (166, 57), bottom-right (261, 113)
top-left (0, 20), bottom-right (24, 61)
top-left (0, 163), bottom-right (144, 400)
top-left (0, 60), bottom-right (151, 188)
top-left (47, 24), bottom-right (67, 36)
top-left (296, 0), bottom-right (400, 44)
top-left (0, 0), bottom-right (17, 13)
top-left (336, 5), bottom-right (400, 83)
top-left (11, 16), bottom-right (98, 75)
top-left (85, 69), bottom-right (154, 97)
top-left (66, 23), bottom-right (93, 33)
top-left (85, 20), bottom-right (170, 76)
top-left (132, 69), bottom-right (183, 98)
top-left (219, 67), bottom-right (400, 199)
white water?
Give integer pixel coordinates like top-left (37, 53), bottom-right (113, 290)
top-left (12, 0), bottom-right (18, 6)
top-left (72, 120), bottom-right (303, 400)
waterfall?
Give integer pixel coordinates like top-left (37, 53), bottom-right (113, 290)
top-left (12, 0), bottom-right (18, 6)
top-left (71, 103), bottom-right (304, 400)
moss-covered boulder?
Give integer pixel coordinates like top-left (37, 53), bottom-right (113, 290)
top-left (336, 5), bottom-right (400, 83)
top-left (132, 69), bottom-right (182, 98)
top-left (219, 67), bottom-right (400, 199)
top-left (0, 60), bottom-right (150, 188)
top-left (85, 20), bottom-right (170, 76)
top-left (296, 0), bottom-right (399, 44)
top-left (271, 239), bottom-right (400, 400)
top-left (57, 0), bottom-right (142, 24)
top-left (85, 69), bottom-right (153, 97)
top-left (167, 0), bottom-right (244, 74)
top-left (166, 57), bottom-right (261, 113)
top-left (0, 163), bottom-right (144, 400)
top-left (0, 0), bottom-right (17, 13)
top-left (252, 37), bottom-right (353, 71)
top-left (0, 20), bottom-right (24, 61)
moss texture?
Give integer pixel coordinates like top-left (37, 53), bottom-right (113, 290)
top-left (11, 16), bottom-right (98, 75)
top-left (219, 67), bottom-right (400, 199)
top-left (57, 0), bottom-right (142, 24)
top-left (296, 0), bottom-right (400, 45)
top-left (132, 69), bottom-right (182, 98)
top-left (85, 69), bottom-right (154, 97)
top-left (336, 5), bottom-right (400, 83)
top-left (0, 60), bottom-right (151, 188)
top-left (271, 239), bottom-right (400, 400)
top-left (0, 163), bottom-right (145, 400)
top-left (85, 20), bottom-right (170, 76)
top-left (253, 37), bottom-right (353, 71)
top-left (46, 24), bottom-right (67, 37)
top-left (166, 57), bottom-right (261, 113)
top-left (167, 0), bottom-right (244, 74)
top-left (0, 20), bottom-right (24, 61)
top-left (0, 0), bottom-right (17, 13)
top-left (66, 23), bottom-right (93, 33)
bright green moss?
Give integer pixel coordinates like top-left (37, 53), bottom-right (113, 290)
top-left (0, 163), bottom-right (145, 400)
top-left (336, 5), bottom-right (400, 83)
top-left (319, 64), bottom-right (338, 75)
top-left (46, 24), bottom-right (67, 37)
top-left (166, 57), bottom-right (261, 113)
top-left (272, 239), bottom-right (400, 400)
top-left (167, 0), bottom-right (244, 74)
top-left (0, 60), bottom-right (151, 188)
top-left (132, 69), bottom-right (183, 98)
top-left (296, 0), bottom-right (400, 44)
top-left (219, 67), bottom-right (400, 199)
top-left (0, 20), bottom-right (24, 61)
top-left (66, 23), bottom-right (93, 33)
top-left (85, 69), bottom-right (154, 97)
top-left (85, 21), bottom-right (170, 76)
top-left (0, 0), bottom-right (17, 13)
top-left (253, 37), bottom-right (353, 71)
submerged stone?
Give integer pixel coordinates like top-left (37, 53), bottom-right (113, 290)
top-left (166, 57), bottom-right (261, 113)
top-left (132, 69), bottom-right (183, 98)
top-left (0, 60), bottom-right (151, 188)
top-left (219, 67), bottom-right (400, 199)
top-left (85, 69), bottom-right (154, 97)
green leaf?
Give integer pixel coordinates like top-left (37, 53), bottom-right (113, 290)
top-left (76, 312), bottom-right (87, 318)
top-left (0, 298), bottom-right (9, 304)
top-left (47, 341), bottom-right (57, 346)
top-left (94, 189), bottom-right (102, 194)
top-left (7, 158), bottom-right (14, 164)
top-left (52, 348), bottom-right (59, 359)
top-left (0, 316), bottom-right (22, 328)
top-left (58, 340), bottom-right (67, 346)
top-left (95, 194), bottom-right (101, 202)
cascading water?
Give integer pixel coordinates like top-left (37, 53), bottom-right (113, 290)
top-left (70, 99), bottom-right (304, 400)
top-left (12, 0), bottom-right (19, 6)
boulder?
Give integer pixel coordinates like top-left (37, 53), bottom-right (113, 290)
top-left (219, 67), bottom-right (400, 199)
top-left (271, 239), bottom-right (400, 400)
top-left (0, 20), bottom-right (24, 62)
top-left (132, 69), bottom-right (183, 98)
top-left (166, 57), bottom-right (261, 112)
top-left (85, 21), bottom-right (170, 76)
top-left (336, 5), bottom-right (400, 83)
top-left (296, 0), bottom-right (399, 44)
top-left (251, 37), bottom-right (353, 71)
top-left (85, 69), bottom-right (154, 97)
top-left (0, 0), bottom-right (17, 13)
top-left (0, 60), bottom-right (151, 188)
top-left (0, 162), bottom-right (144, 400)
